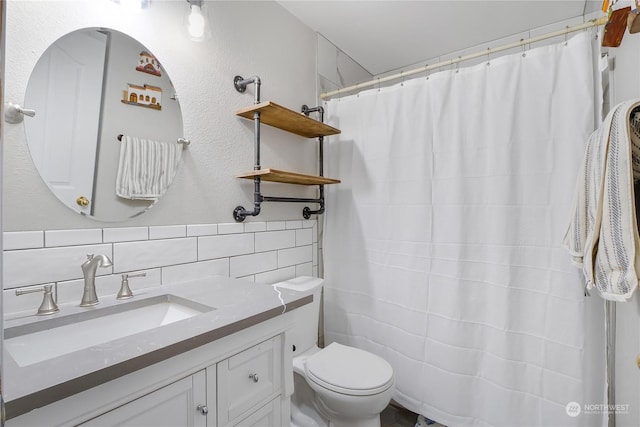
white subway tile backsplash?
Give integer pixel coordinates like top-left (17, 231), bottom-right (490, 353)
top-left (4, 231), bottom-right (44, 250)
top-left (313, 243), bottom-right (318, 266)
top-left (3, 220), bottom-right (319, 316)
top-left (4, 244), bottom-right (113, 288)
top-left (296, 229), bottom-right (313, 246)
top-left (56, 278), bottom-right (88, 306)
top-left (149, 225), bottom-right (187, 240)
top-left (230, 251), bottom-right (278, 278)
top-left (267, 221), bottom-right (286, 231)
top-left (45, 229), bottom-right (103, 247)
top-left (278, 245), bottom-right (313, 268)
top-left (103, 227), bottom-right (149, 243)
top-left (244, 222), bottom-right (267, 233)
top-left (218, 223), bottom-right (244, 235)
top-left (187, 224), bottom-right (218, 237)
top-left (296, 262), bottom-right (313, 277)
top-left (113, 238), bottom-right (197, 273)
top-left (198, 234), bottom-right (254, 260)
top-left (162, 259), bottom-right (230, 284)
top-left (255, 230), bottom-right (296, 252)
top-left (255, 266), bottom-right (296, 284)
top-left (87, 275), bottom-right (122, 300)
top-left (286, 220), bottom-right (303, 230)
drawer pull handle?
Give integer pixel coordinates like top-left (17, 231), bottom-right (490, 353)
top-left (197, 404), bottom-right (209, 415)
top-left (249, 373), bottom-right (259, 383)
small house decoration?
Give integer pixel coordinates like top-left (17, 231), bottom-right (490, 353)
top-left (122, 83), bottom-right (162, 110)
top-left (136, 51), bottom-right (161, 77)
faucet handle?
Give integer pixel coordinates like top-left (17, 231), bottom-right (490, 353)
top-left (117, 273), bottom-right (146, 299)
top-left (15, 284), bottom-right (59, 315)
top-left (82, 254), bottom-right (94, 266)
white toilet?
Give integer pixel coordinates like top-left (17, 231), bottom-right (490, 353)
top-left (274, 277), bottom-right (394, 427)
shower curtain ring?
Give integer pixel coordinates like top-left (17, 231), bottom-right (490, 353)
top-left (564, 26), bottom-right (569, 45)
top-left (377, 77), bottom-right (381, 92)
top-left (521, 39), bottom-right (526, 58)
top-left (400, 71), bottom-right (404, 86)
top-left (424, 64), bottom-right (429, 80)
top-left (486, 48), bottom-right (491, 66)
top-left (455, 57), bottom-right (461, 73)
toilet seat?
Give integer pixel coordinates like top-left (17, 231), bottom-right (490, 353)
top-left (305, 343), bottom-right (394, 396)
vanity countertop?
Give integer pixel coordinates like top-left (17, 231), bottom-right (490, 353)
top-left (2, 275), bottom-right (312, 420)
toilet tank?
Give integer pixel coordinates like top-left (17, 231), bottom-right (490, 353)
top-left (273, 276), bottom-right (323, 355)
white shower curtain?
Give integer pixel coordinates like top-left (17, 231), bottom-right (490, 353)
top-left (323, 32), bottom-right (605, 427)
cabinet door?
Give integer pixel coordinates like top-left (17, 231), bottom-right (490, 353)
top-left (231, 397), bottom-right (281, 427)
top-left (217, 336), bottom-right (282, 425)
top-left (81, 371), bottom-right (209, 427)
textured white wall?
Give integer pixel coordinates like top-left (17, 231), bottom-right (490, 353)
top-left (4, 0), bottom-right (319, 231)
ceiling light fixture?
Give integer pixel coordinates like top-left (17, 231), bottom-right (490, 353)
top-left (186, 0), bottom-right (209, 41)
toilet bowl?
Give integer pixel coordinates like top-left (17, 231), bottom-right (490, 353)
top-left (274, 277), bottom-right (394, 427)
top-left (301, 342), bottom-right (394, 427)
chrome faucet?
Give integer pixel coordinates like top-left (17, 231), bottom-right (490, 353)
top-left (80, 254), bottom-right (113, 307)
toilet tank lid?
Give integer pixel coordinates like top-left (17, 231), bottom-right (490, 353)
top-left (305, 342), bottom-right (394, 394)
top-left (273, 276), bottom-right (324, 292)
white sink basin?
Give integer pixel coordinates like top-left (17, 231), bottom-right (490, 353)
top-left (4, 294), bottom-right (214, 367)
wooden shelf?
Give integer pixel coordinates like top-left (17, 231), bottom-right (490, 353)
top-left (237, 168), bottom-right (341, 185)
top-left (121, 100), bottom-right (161, 110)
top-left (235, 102), bottom-right (341, 138)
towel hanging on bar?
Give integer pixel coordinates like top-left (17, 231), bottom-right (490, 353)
top-left (564, 100), bottom-right (640, 301)
top-left (115, 135), bottom-right (183, 200)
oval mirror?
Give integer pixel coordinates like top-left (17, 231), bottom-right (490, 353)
top-left (23, 28), bottom-right (184, 221)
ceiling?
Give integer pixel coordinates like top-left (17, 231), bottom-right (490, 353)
top-left (277, 1), bottom-right (603, 76)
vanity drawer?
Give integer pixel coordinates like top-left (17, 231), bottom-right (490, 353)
top-left (217, 335), bottom-right (282, 425)
top-left (230, 396), bottom-right (281, 427)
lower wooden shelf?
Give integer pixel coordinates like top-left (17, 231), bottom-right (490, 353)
top-left (236, 168), bottom-right (340, 185)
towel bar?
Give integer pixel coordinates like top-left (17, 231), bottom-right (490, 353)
top-left (116, 134), bottom-right (190, 146)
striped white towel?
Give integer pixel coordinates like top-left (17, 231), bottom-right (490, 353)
top-left (564, 100), bottom-right (640, 301)
top-left (115, 135), bottom-right (182, 200)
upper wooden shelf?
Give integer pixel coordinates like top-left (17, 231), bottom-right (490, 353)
top-left (237, 168), bottom-right (341, 185)
top-left (235, 101), bottom-right (341, 138)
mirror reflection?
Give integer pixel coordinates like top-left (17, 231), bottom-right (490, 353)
top-left (24, 28), bottom-right (184, 222)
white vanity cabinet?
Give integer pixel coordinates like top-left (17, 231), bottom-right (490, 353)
top-left (6, 329), bottom-right (292, 427)
top-left (3, 278), bottom-right (307, 427)
top-left (76, 336), bottom-right (283, 427)
top-left (80, 370), bottom-right (210, 427)
top-left (231, 397), bottom-right (282, 427)
top-left (217, 335), bottom-right (282, 426)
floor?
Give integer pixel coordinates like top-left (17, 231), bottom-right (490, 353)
top-left (380, 404), bottom-right (447, 427)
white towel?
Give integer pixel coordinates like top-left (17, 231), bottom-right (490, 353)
top-left (115, 135), bottom-right (182, 200)
top-left (564, 100), bottom-right (640, 301)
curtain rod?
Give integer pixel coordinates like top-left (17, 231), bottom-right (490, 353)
top-left (320, 16), bottom-right (608, 100)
